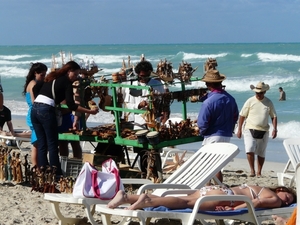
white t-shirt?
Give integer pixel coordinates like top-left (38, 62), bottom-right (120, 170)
top-left (124, 78), bottom-right (165, 125)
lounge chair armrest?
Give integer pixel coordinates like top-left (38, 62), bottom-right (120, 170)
top-left (122, 178), bottom-right (153, 185)
top-left (160, 189), bottom-right (198, 196)
top-left (193, 195), bottom-right (255, 211)
top-left (137, 183), bottom-right (190, 195)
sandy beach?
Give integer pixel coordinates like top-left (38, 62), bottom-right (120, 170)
top-left (0, 117), bottom-right (293, 225)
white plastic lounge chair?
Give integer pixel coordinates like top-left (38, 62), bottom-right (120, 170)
top-left (44, 178), bottom-right (152, 225)
top-left (277, 138), bottom-right (300, 187)
top-left (97, 193), bottom-right (296, 225)
top-left (97, 193), bottom-right (260, 225)
top-left (44, 142), bottom-right (239, 225)
top-left (136, 142), bottom-right (240, 196)
top-left (98, 179), bottom-right (296, 225)
top-left (0, 129), bottom-right (31, 151)
top-left (97, 142), bottom-right (296, 225)
top-left (96, 143), bottom-right (241, 224)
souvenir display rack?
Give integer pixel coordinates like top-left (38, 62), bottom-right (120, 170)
top-left (58, 78), bottom-right (205, 148)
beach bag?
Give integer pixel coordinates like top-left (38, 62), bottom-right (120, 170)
top-left (249, 129), bottom-right (266, 139)
top-left (52, 79), bottom-right (62, 126)
top-left (73, 159), bottom-right (124, 200)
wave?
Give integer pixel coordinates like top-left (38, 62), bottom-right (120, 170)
top-left (183, 52), bottom-right (228, 60)
top-left (241, 54), bottom-right (253, 58)
top-left (0, 66), bottom-right (29, 77)
top-left (223, 75), bottom-right (300, 92)
top-left (168, 74), bottom-right (300, 93)
top-left (257, 52), bottom-right (300, 62)
top-left (74, 54), bottom-right (141, 65)
top-left (0, 54), bottom-right (33, 60)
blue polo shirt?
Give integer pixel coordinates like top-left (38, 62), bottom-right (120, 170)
top-left (197, 90), bottom-right (238, 138)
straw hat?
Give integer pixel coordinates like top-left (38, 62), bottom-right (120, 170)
top-left (201, 70), bottom-right (226, 82)
top-left (250, 81), bottom-right (270, 93)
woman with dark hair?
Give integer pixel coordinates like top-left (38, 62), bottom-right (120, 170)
top-left (108, 184), bottom-right (296, 211)
top-left (23, 62), bottom-right (48, 167)
top-left (31, 61), bottom-right (98, 175)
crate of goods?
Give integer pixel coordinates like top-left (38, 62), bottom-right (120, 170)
top-left (60, 156), bottom-right (83, 178)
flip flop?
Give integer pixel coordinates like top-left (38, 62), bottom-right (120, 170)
top-left (249, 174), bottom-right (256, 177)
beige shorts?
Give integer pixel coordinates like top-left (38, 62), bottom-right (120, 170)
top-left (202, 136), bottom-right (231, 145)
top-left (244, 129), bottom-right (269, 157)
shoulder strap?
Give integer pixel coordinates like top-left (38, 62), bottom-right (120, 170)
top-left (52, 80), bottom-right (56, 100)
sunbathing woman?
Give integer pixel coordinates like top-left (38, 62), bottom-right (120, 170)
top-left (107, 184), bottom-right (296, 211)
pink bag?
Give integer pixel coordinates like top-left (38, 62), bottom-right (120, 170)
top-left (73, 159), bottom-right (124, 200)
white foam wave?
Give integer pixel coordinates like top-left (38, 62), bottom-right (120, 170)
top-left (0, 66), bottom-right (29, 77)
top-left (0, 58), bottom-right (50, 66)
top-left (73, 54), bottom-right (141, 65)
top-left (223, 75), bottom-right (300, 92)
top-left (5, 100), bottom-right (29, 116)
top-left (0, 54), bottom-right (32, 60)
top-left (183, 53), bottom-right (228, 60)
top-left (168, 75), bottom-right (300, 93)
top-left (241, 54), bottom-right (252, 58)
top-left (257, 53), bottom-right (300, 62)
top-left (277, 121), bottom-right (300, 139)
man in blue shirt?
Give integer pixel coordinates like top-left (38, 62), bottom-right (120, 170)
top-left (197, 70), bottom-right (238, 182)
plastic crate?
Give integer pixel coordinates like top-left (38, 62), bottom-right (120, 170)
top-left (60, 156), bottom-right (83, 178)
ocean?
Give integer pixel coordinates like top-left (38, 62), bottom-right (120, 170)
top-left (1, 43), bottom-right (300, 163)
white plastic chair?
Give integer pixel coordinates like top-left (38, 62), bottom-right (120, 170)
top-left (45, 143), bottom-right (239, 225)
top-left (277, 138), bottom-right (300, 187)
top-left (0, 129), bottom-right (31, 151)
top-left (96, 143), bottom-right (241, 224)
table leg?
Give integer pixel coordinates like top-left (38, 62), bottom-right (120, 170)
top-left (123, 146), bottom-right (131, 166)
top-left (154, 151), bottom-right (163, 181)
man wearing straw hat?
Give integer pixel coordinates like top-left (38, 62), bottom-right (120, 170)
top-left (197, 70), bottom-right (239, 183)
top-left (237, 81), bottom-right (277, 177)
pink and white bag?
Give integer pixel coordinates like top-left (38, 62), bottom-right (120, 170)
top-left (73, 159), bottom-right (124, 200)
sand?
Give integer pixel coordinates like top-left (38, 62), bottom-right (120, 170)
top-left (0, 117), bottom-right (291, 225)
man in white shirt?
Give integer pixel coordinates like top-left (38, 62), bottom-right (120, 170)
top-left (124, 60), bottom-right (166, 177)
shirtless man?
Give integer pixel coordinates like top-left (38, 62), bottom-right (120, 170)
top-left (107, 185), bottom-right (295, 211)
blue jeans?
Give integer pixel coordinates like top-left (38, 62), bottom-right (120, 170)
top-left (31, 103), bottom-right (62, 175)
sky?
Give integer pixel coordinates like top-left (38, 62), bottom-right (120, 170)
top-left (1, 0), bottom-right (300, 45)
